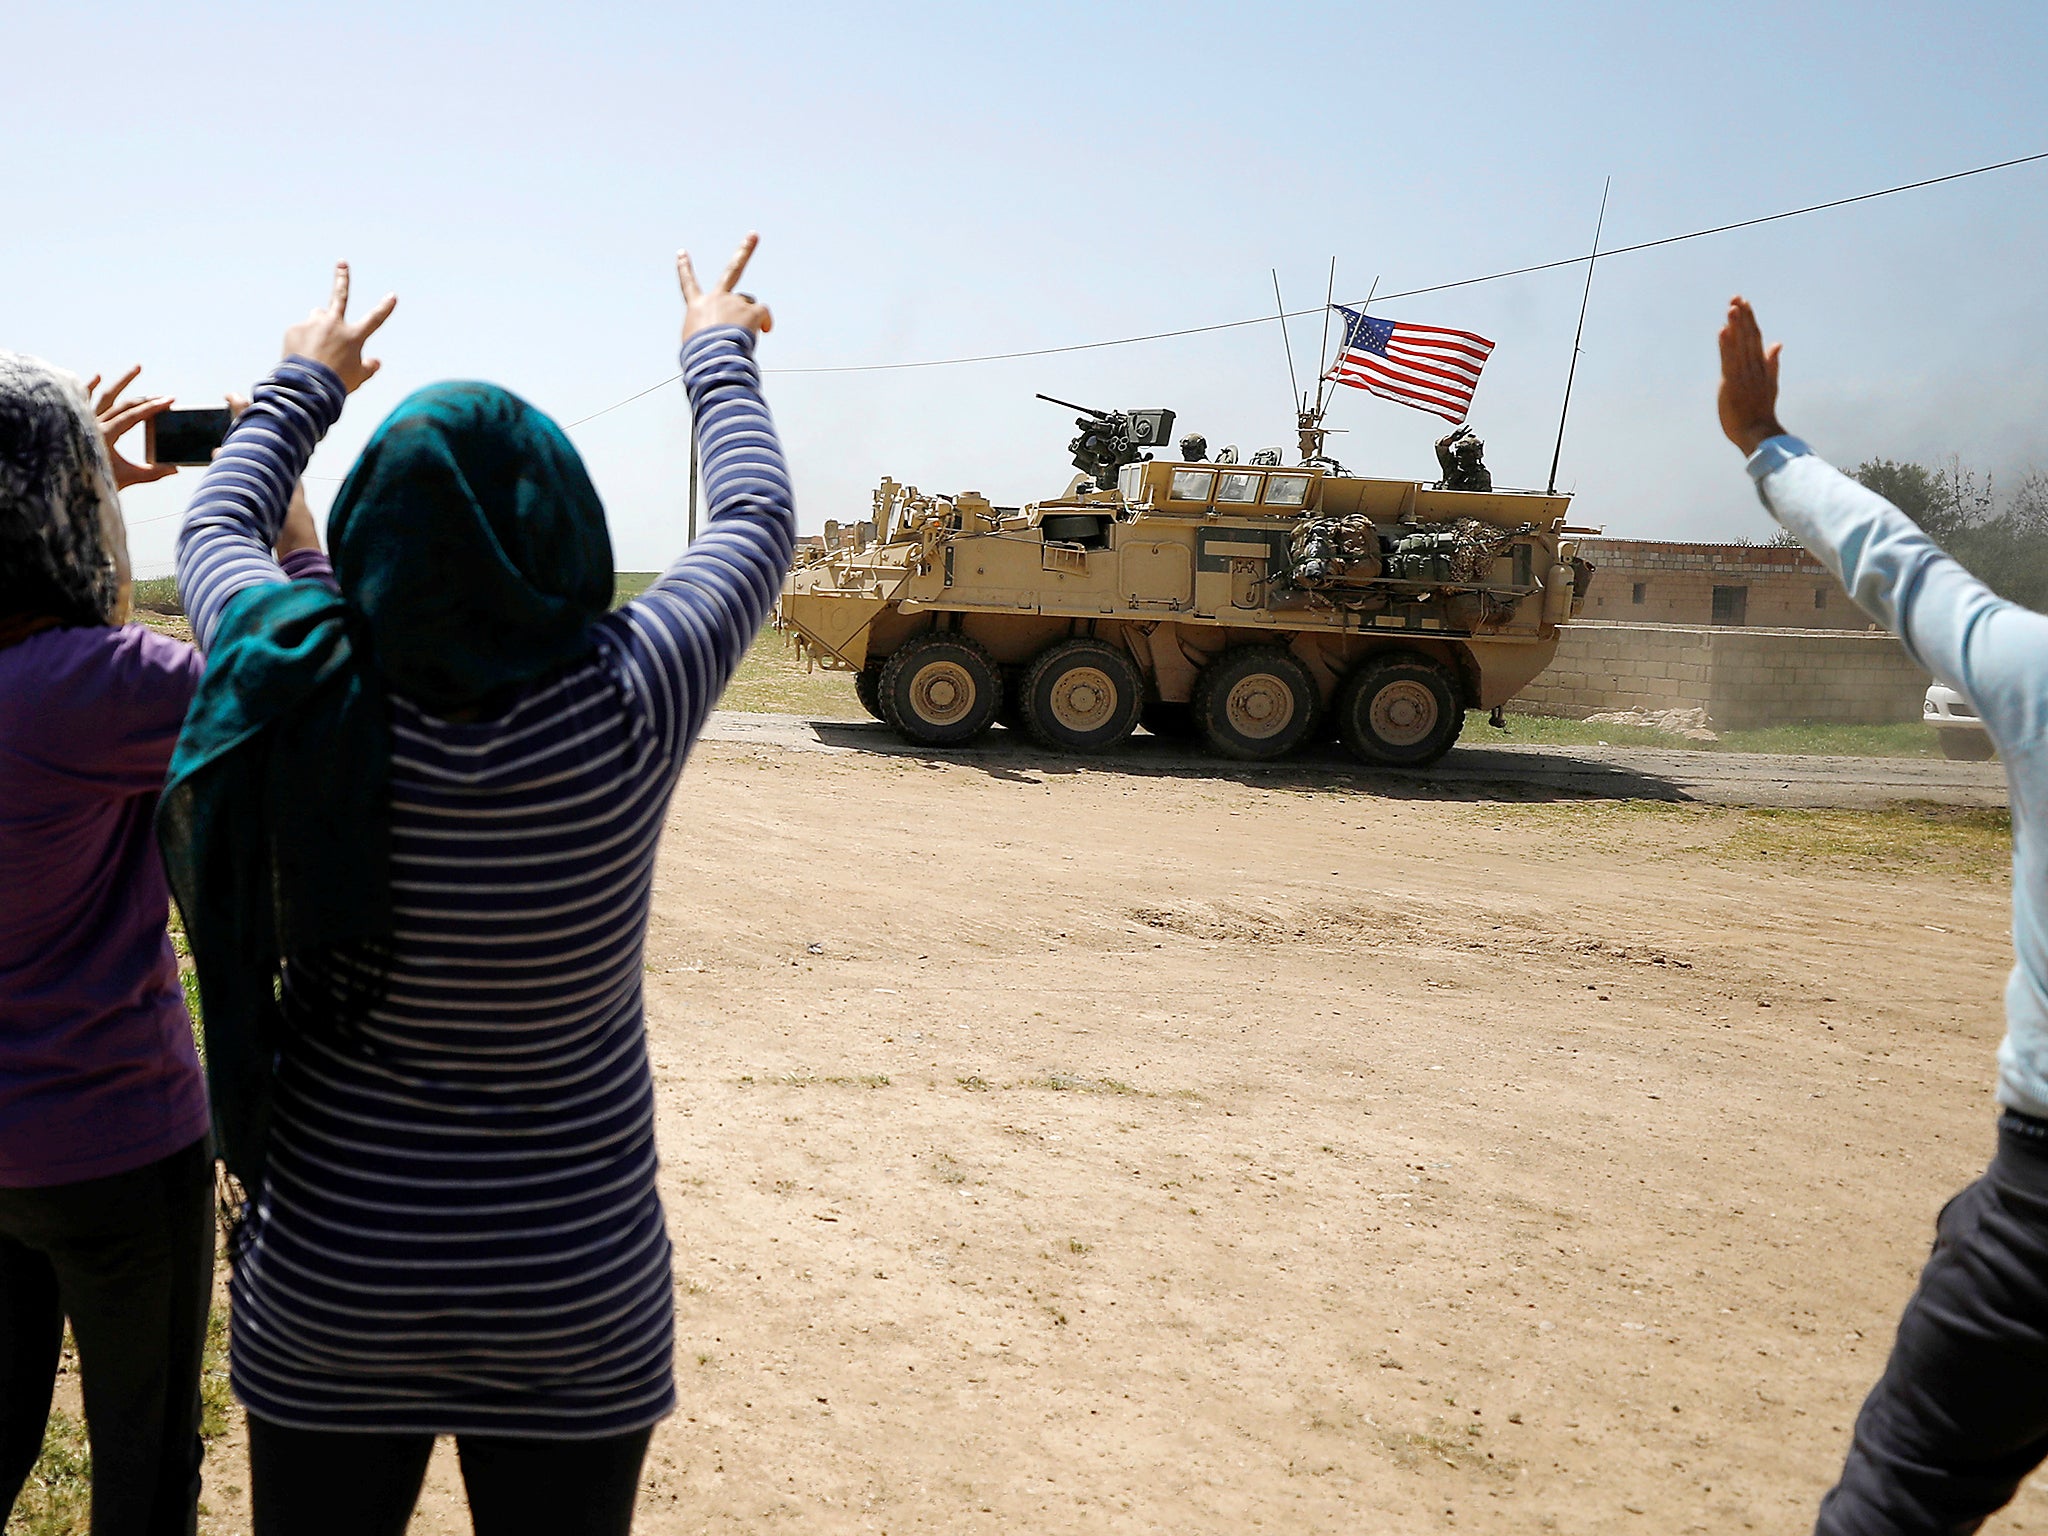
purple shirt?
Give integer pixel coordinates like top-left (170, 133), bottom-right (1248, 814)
top-left (0, 623), bottom-right (210, 1185)
top-left (0, 550), bottom-right (333, 1187)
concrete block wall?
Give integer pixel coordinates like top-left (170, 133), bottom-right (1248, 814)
top-left (1576, 538), bottom-right (1876, 631)
top-left (1512, 622), bottom-right (1930, 729)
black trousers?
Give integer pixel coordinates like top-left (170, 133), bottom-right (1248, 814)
top-left (247, 1415), bottom-right (653, 1536)
top-left (1819, 1113), bottom-right (2048, 1534)
top-left (0, 1135), bottom-right (215, 1536)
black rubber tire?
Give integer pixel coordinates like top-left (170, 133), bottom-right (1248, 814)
top-left (1140, 700), bottom-right (1200, 741)
top-left (1191, 647), bottom-right (1320, 761)
top-left (1335, 654), bottom-right (1465, 767)
top-left (854, 663), bottom-right (886, 722)
top-left (996, 667), bottom-right (1029, 731)
top-left (1022, 639), bottom-right (1145, 754)
top-left (879, 634), bottom-right (1002, 746)
top-left (1938, 728), bottom-right (1996, 761)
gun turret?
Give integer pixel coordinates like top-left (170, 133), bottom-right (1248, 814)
top-left (1036, 394), bottom-right (1177, 490)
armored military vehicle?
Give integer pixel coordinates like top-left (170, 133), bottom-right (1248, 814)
top-left (777, 401), bottom-right (1591, 767)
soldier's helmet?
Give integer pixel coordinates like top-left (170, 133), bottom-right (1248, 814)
top-left (1178, 432), bottom-right (1208, 462)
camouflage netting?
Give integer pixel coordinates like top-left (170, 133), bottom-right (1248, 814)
top-left (1288, 514), bottom-right (1382, 588)
top-left (1382, 518), bottom-right (1532, 585)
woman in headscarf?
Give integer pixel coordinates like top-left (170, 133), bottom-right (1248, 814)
top-left (161, 241), bottom-right (791, 1536)
top-left (0, 358), bottom-right (232, 1536)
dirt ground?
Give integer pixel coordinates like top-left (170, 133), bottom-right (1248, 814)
top-left (177, 738), bottom-right (2033, 1535)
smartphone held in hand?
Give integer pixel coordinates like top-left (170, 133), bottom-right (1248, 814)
top-left (146, 407), bottom-right (233, 465)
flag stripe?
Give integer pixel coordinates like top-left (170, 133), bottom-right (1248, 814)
top-left (1323, 307), bottom-right (1494, 425)
top-left (1360, 350), bottom-right (1485, 391)
top-left (1331, 356), bottom-right (1473, 401)
top-left (1328, 362), bottom-right (1473, 416)
top-left (1330, 356), bottom-right (1476, 409)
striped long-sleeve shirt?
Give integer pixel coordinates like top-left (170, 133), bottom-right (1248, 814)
top-left (174, 327), bottom-right (795, 1436)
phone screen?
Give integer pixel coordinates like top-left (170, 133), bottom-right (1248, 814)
top-left (148, 407), bottom-right (233, 466)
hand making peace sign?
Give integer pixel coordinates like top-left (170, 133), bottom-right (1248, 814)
top-left (677, 233), bottom-right (773, 344)
top-left (283, 262), bottom-right (398, 393)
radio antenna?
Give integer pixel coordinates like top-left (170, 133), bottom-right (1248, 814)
top-left (1270, 268), bottom-right (1302, 413)
top-left (1547, 176), bottom-right (1610, 497)
top-left (1299, 273), bottom-right (1375, 464)
top-left (1311, 256), bottom-right (1338, 417)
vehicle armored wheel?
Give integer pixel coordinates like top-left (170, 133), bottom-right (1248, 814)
top-left (1938, 728), bottom-right (1996, 761)
top-left (1191, 646), bottom-right (1319, 761)
top-left (1335, 653), bottom-right (1465, 767)
top-left (1140, 700), bottom-right (1200, 741)
top-left (1022, 639), bottom-right (1144, 753)
top-left (879, 634), bottom-right (1002, 746)
top-left (854, 663), bottom-right (886, 722)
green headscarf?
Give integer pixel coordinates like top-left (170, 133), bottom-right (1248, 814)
top-left (158, 382), bottom-right (614, 1185)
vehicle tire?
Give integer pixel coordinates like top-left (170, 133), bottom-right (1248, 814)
top-left (1140, 700), bottom-right (1200, 741)
top-left (996, 667), bottom-right (1029, 732)
top-left (1335, 654), bottom-right (1465, 767)
top-left (1939, 728), bottom-right (1996, 761)
top-left (1192, 647), bottom-right (1320, 761)
top-left (1022, 639), bottom-right (1144, 754)
top-left (854, 663), bottom-right (886, 722)
top-left (879, 634), bottom-right (1002, 746)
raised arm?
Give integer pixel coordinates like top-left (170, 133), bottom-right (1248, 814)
top-left (1719, 296), bottom-right (2048, 751)
top-left (600, 235), bottom-right (796, 764)
top-left (176, 360), bottom-right (344, 648)
top-left (174, 263), bottom-right (395, 651)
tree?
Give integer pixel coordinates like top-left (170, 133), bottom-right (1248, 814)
top-left (1847, 456), bottom-right (2048, 612)
top-left (1849, 458), bottom-right (1960, 539)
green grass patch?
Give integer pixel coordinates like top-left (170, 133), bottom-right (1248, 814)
top-left (1487, 712), bottom-right (1940, 759)
top-left (200, 1306), bottom-right (232, 1443)
top-left (1716, 803), bottom-right (2012, 880)
top-left (616, 576), bottom-right (863, 718)
top-left (1023, 1073), bottom-right (1143, 1096)
top-left (130, 576), bottom-right (182, 615)
top-left (1713, 721), bottom-right (1941, 758)
top-left (715, 634), bottom-right (865, 719)
top-left (1493, 800), bottom-right (2011, 882)
top-left (7, 1308), bottom-right (233, 1536)
top-left (8, 1405), bottom-right (91, 1536)
top-left (737, 1071), bottom-right (890, 1089)
top-left (611, 571), bottom-right (660, 606)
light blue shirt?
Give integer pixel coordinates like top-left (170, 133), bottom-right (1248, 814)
top-left (1748, 436), bottom-right (2048, 1117)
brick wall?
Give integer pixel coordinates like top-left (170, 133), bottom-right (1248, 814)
top-left (1575, 538), bottom-right (1875, 631)
top-left (1513, 622), bottom-right (1930, 729)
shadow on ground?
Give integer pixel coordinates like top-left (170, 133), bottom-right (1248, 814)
top-left (803, 720), bottom-right (1695, 803)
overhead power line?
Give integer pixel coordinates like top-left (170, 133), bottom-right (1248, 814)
top-left (558, 147), bottom-right (2047, 426)
top-left (120, 146), bottom-right (2048, 476)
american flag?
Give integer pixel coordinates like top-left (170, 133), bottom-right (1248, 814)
top-left (1324, 306), bottom-right (1495, 424)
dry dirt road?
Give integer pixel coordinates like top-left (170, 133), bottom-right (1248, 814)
top-left (701, 710), bottom-right (2011, 810)
top-left (189, 736), bottom-right (2025, 1535)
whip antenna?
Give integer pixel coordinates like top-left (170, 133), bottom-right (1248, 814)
top-left (1271, 268), bottom-right (1302, 413)
top-left (1311, 256), bottom-right (1338, 417)
top-left (1547, 177), bottom-right (1609, 496)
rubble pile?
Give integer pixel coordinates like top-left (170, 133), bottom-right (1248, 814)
top-left (1579, 706), bottom-right (1720, 742)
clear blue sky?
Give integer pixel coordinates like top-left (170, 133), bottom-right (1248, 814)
top-left (6, 1), bottom-right (2045, 576)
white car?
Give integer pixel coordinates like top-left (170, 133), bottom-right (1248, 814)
top-left (1925, 683), bottom-right (1996, 760)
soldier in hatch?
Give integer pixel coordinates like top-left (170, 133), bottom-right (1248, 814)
top-left (1435, 425), bottom-right (1493, 492)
